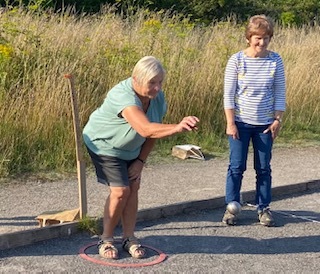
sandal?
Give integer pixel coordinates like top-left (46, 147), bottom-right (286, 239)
top-left (97, 238), bottom-right (119, 259)
top-left (122, 237), bottom-right (146, 259)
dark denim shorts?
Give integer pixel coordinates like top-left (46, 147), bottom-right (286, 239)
top-left (86, 147), bottom-right (135, 187)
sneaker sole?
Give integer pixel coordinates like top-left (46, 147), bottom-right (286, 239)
top-left (259, 220), bottom-right (275, 227)
top-left (222, 219), bottom-right (237, 226)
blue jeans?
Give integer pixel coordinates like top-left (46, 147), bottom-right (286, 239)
top-left (225, 122), bottom-right (273, 210)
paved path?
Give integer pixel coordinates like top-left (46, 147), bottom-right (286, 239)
top-left (0, 190), bottom-right (319, 273)
top-left (0, 146), bottom-right (319, 249)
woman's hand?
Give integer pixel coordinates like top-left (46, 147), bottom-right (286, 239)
top-left (263, 120), bottom-right (281, 139)
top-left (175, 116), bottom-right (199, 133)
top-left (128, 159), bottom-right (144, 181)
top-left (226, 123), bottom-right (239, 139)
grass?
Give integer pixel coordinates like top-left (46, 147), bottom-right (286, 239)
top-left (0, 7), bottom-right (319, 178)
top-left (77, 216), bottom-right (101, 235)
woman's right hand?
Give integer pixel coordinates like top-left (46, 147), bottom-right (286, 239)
top-left (176, 116), bottom-right (199, 132)
top-left (226, 123), bottom-right (239, 139)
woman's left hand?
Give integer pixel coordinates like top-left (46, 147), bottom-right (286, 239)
top-left (128, 160), bottom-right (144, 181)
top-left (263, 120), bottom-right (281, 139)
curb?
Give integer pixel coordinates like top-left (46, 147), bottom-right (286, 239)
top-left (136, 179), bottom-right (320, 222)
top-left (1, 180), bottom-right (319, 251)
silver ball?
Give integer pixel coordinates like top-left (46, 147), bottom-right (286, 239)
top-left (227, 201), bottom-right (242, 214)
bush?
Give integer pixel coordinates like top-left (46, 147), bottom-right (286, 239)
top-left (0, 8), bottom-right (319, 177)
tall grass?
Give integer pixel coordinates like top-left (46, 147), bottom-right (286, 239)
top-left (0, 8), bottom-right (319, 177)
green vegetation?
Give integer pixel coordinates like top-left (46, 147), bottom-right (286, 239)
top-left (0, 8), bottom-right (319, 177)
top-left (1, 0), bottom-right (320, 25)
top-left (77, 216), bottom-right (101, 235)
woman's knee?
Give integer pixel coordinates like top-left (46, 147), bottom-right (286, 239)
top-left (228, 162), bottom-right (247, 174)
top-left (110, 186), bottom-right (131, 200)
top-left (255, 167), bottom-right (271, 176)
top-left (130, 180), bottom-right (141, 193)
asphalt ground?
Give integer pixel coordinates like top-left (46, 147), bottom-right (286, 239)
top-left (0, 189), bottom-right (319, 273)
top-left (0, 145), bottom-right (320, 271)
top-left (1, 146), bottom-right (320, 235)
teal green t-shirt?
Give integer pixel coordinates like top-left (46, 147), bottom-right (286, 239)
top-left (83, 77), bottom-right (167, 160)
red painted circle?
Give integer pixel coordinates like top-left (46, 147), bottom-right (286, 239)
top-left (79, 242), bottom-right (167, 268)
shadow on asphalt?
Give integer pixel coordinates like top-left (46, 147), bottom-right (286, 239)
top-left (0, 189), bottom-right (319, 258)
top-left (1, 228), bottom-right (319, 258)
top-left (140, 188), bottom-right (320, 229)
top-left (140, 234), bottom-right (320, 254)
top-left (0, 216), bottom-right (36, 227)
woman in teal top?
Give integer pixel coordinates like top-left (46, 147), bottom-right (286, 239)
top-left (83, 56), bottom-right (199, 260)
top-left (83, 77), bottom-right (167, 160)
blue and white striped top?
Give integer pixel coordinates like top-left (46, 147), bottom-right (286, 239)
top-left (224, 50), bottom-right (286, 125)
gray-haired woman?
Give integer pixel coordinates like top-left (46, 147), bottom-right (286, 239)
top-left (83, 56), bottom-right (199, 259)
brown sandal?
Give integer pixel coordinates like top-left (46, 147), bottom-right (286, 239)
top-left (122, 237), bottom-right (146, 259)
top-left (97, 238), bottom-right (119, 259)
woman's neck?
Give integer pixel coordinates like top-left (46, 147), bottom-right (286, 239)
top-left (244, 48), bottom-right (269, 58)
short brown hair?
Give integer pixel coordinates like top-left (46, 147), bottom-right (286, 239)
top-left (245, 15), bottom-right (274, 40)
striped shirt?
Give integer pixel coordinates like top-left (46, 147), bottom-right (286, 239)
top-left (224, 50), bottom-right (286, 125)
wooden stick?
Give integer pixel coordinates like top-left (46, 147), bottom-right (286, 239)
top-left (64, 74), bottom-right (87, 218)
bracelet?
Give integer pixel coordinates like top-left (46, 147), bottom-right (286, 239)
top-left (137, 158), bottom-right (146, 164)
top-left (274, 117), bottom-right (282, 123)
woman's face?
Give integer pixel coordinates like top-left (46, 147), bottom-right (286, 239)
top-left (134, 73), bottom-right (164, 99)
top-left (248, 33), bottom-right (271, 56)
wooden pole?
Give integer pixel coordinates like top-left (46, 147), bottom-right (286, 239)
top-left (64, 74), bottom-right (87, 218)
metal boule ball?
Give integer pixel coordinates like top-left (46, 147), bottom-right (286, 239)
top-left (227, 201), bottom-right (242, 214)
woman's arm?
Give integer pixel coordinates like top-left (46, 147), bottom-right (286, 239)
top-left (274, 55), bottom-right (286, 112)
top-left (128, 138), bottom-right (157, 181)
top-left (224, 108), bottom-right (239, 139)
top-left (137, 138), bottom-right (156, 163)
top-left (224, 54), bottom-right (239, 139)
top-left (121, 106), bottom-right (199, 139)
